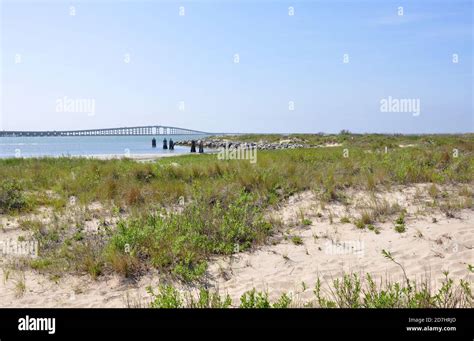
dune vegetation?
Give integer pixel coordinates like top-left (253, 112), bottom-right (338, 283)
top-left (146, 268), bottom-right (473, 308)
top-left (0, 133), bottom-right (473, 307)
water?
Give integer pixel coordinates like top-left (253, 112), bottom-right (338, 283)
top-left (0, 135), bottom-right (208, 158)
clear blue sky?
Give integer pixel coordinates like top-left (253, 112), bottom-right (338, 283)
top-left (1, 0), bottom-right (472, 133)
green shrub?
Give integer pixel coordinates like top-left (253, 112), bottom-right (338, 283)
top-left (239, 289), bottom-right (271, 308)
top-left (172, 261), bottom-right (207, 282)
top-left (0, 180), bottom-right (27, 213)
top-left (272, 293), bottom-right (292, 308)
top-left (105, 191), bottom-right (271, 280)
top-left (148, 285), bottom-right (183, 308)
top-left (189, 288), bottom-right (232, 308)
top-left (291, 236), bottom-right (303, 245)
top-left (395, 223), bottom-right (406, 233)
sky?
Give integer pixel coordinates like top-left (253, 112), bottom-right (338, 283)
top-left (0, 0), bottom-right (472, 134)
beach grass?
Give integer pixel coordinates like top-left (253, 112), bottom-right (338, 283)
top-left (145, 270), bottom-right (473, 308)
top-left (1, 134), bottom-right (472, 212)
top-left (1, 133), bottom-right (473, 284)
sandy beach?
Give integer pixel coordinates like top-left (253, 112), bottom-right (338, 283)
top-left (75, 153), bottom-right (187, 162)
top-left (1, 184), bottom-right (472, 308)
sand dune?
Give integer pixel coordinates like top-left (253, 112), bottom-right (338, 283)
top-left (0, 185), bottom-right (472, 307)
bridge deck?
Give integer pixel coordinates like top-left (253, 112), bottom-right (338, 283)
top-left (0, 126), bottom-right (210, 137)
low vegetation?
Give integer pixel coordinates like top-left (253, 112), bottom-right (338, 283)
top-left (0, 180), bottom-right (29, 214)
top-left (147, 285), bottom-right (293, 308)
top-left (214, 132), bottom-right (474, 151)
top-left (146, 270), bottom-right (472, 308)
top-left (0, 133), bottom-right (472, 285)
top-left (394, 213), bottom-right (407, 233)
top-left (105, 191), bottom-right (270, 281)
top-left (313, 272), bottom-right (472, 308)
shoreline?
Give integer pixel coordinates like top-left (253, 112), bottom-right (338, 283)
top-left (0, 152), bottom-right (218, 161)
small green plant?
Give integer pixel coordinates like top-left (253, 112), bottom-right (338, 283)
top-left (297, 209), bottom-right (312, 226)
top-left (239, 289), bottom-right (271, 308)
top-left (354, 211), bottom-right (374, 229)
top-left (73, 231), bottom-right (84, 241)
top-left (365, 224), bottom-right (381, 234)
top-left (360, 211), bottom-right (373, 225)
top-left (394, 213), bottom-right (406, 233)
top-left (291, 236), bottom-right (303, 245)
top-left (382, 249), bottom-right (410, 289)
top-left (314, 278), bottom-right (337, 308)
top-left (395, 213), bottom-right (405, 225)
top-left (272, 293), bottom-right (292, 308)
top-left (189, 288), bottom-right (232, 308)
top-left (340, 216), bottom-right (351, 224)
top-left (355, 219), bottom-right (365, 229)
top-left (394, 223), bottom-right (406, 233)
top-left (148, 285), bottom-right (183, 308)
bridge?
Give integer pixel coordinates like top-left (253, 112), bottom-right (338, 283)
top-left (0, 125), bottom-right (211, 137)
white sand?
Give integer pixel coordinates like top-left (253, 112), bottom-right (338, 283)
top-left (73, 153), bottom-right (185, 161)
top-left (0, 185), bottom-right (472, 307)
top-left (207, 191), bottom-right (473, 303)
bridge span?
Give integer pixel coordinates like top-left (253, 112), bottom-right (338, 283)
top-left (0, 125), bottom-right (211, 137)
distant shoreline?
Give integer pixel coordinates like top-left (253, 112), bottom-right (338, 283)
top-left (0, 151), bottom-right (218, 161)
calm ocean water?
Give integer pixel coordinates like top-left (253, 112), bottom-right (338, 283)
top-left (0, 135), bottom-right (209, 158)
